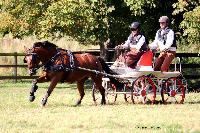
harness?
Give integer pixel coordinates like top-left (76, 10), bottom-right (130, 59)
top-left (43, 49), bottom-right (75, 72)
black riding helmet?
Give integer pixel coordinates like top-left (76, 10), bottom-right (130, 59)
top-left (130, 22), bottom-right (140, 30)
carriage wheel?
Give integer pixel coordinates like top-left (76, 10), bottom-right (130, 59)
top-left (131, 75), bottom-right (156, 104)
top-left (105, 83), bottom-right (117, 104)
top-left (123, 83), bottom-right (133, 103)
top-left (92, 80), bottom-right (117, 105)
top-left (161, 77), bottom-right (185, 104)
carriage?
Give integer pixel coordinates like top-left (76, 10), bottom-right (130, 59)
top-left (24, 41), bottom-right (187, 106)
top-left (92, 50), bottom-right (188, 105)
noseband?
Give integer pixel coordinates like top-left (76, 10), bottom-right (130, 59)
top-left (24, 53), bottom-right (41, 75)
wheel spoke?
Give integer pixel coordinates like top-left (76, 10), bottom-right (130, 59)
top-left (132, 76), bottom-right (156, 104)
top-left (161, 77), bottom-right (185, 104)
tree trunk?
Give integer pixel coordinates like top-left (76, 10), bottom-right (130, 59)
top-left (100, 38), bottom-right (116, 62)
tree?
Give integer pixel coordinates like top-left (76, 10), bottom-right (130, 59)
top-left (0, 0), bottom-right (157, 60)
top-left (173, 0), bottom-right (200, 52)
top-left (0, 0), bottom-right (191, 53)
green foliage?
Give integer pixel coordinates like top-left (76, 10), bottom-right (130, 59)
top-left (0, 0), bottom-right (162, 45)
top-left (124, 0), bottom-right (157, 15)
top-left (0, 0), bottom-right (200, 52)
top-left (180, 6), bottom-right (200, 48)
top-left (173, 0), bottom-right (200, 52)
top-left (0, 0), bottom-right (113, 44)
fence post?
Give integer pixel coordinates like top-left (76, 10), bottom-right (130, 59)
top-left (14, 52), bottom-right (17, 83)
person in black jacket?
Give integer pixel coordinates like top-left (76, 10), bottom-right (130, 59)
top-left (115, 22), bottom-right (148, 69)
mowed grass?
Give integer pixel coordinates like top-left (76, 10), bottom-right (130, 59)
top-left (0, 82), bottom-right (200, 133)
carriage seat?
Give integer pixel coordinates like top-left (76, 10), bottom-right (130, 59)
top-left (110, 50), bottom-right (154, 74)
top-left (136, 50), bottom-right (154, 71)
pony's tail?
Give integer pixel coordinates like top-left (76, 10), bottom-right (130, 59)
top-left (98, 57), bottom-right (124, 89)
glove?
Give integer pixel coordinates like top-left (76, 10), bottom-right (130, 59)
top-left (159, 45), bottom-right (166, 52)
top-left (115, 45), bottom-right (124, 50)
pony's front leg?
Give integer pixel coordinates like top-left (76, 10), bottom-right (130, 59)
top-left (29, 75), bottom-right (49, 102)
top-left (41, 76), bottom-right (61, 106)
top-left (29, 79), bottom-right (38, 102)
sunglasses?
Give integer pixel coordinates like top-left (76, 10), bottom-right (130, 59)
top-left (131, 28), bottom-right (137, 31)
top-left (159, 22), bottom-right (166, 24)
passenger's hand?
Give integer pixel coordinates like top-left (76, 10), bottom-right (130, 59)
top-left (130, 48), bottom-right (138, 53)
top-left (149, 43), bottom-right (157, 51)
top-left (159, 45), bottom-right (168, 52)
top-left (151, 49), bottom-right (157, 53)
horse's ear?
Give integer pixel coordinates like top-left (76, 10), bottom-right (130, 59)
top-left (23, 57), bottom-right (27, 63)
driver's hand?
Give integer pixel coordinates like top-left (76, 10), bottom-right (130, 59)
top-left (115, 45), bottom-right (123, 50)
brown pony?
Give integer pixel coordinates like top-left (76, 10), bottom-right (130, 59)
top-left (24, 41), bottom-right (123, 106)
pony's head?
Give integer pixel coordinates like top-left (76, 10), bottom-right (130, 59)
top-left (24, 47), bottom-right (41, 76)
top-left (24, 41), bottom-right (58, 75)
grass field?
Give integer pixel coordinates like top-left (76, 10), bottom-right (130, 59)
top-left (0, 81), bottom-right (200, 133)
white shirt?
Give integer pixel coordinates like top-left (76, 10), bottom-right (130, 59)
top-left (149, 27), bottom-right (176, 52)
top-left (122, 34), bottom-right (146, 52)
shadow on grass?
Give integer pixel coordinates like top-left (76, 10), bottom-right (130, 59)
top-left (187, 101), bottom-right (200, 104)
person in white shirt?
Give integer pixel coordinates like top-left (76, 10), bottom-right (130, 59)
top-left (115, 22), bottom-right (148, 68)
top-left (149, 16), bottom-right (176, 72)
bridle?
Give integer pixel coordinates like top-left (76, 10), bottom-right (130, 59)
top-left (24, 52), bottom-right (41, 76)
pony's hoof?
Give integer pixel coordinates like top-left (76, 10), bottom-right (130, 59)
top-left (101, 100), bottom-right (106, 105)
top-left (75, 100), bottom-right (81, 106)
top-left (29, 95), bottom-right (35, 102)
top-left (41, 98), bottom-right (47, 106)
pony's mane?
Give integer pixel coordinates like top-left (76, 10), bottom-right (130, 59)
top-left (33, 41), bottom-right (58, 49)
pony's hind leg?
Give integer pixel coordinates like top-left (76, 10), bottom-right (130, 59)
top-left (75, 78), bottom-right (87, 106)
top-left (93, 78), bottom-right (106, 105)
